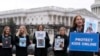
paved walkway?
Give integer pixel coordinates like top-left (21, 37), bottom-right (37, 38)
top-left (13, 54), bottom-right (98, 56)
top-left (13, 54), bottom-right (34, 56)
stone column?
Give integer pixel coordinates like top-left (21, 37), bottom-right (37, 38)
top-left (64, 17), bottom-right (66, 26)
top-left (68, 16), bottom-right (71, 26)
top-left (97, 7), bottom-right (99, 14)
top-left (21, 17), bottom-right (24, 24)
top-left (60, 16), bottom-right (62, 24)
top-left (17, 17), bottom-right (19, 25)
top-left (92, 8), bottom-right (95, 13)
top-left (5, 18), bottom-right (7, 24)
top-left (56, 15), bottom-right (58, 24)
top-left (96, 8), bottom-right (98, 14)
top-left (14, 17), bottom-right (17, 25)
top-left (55, 15), bottom-right (56, 24)
top-left (96, 8), bottom-right (97, 14)
top-left (19, 17), bottom-right (21, 25)
top-left (51, 15), bottom-right (54, 24)
top-left (2, 18), bottom-right (4, 23)
top-left (14, 17), bottom-right (16, 24)
top-left (13, 17), bottom-right (15, 22)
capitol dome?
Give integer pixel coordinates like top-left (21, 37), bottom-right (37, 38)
top-left (91, 0), bottom-right (100, 18)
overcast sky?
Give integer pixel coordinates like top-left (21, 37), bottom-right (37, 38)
top-left (0, 0), bottom-right (95, 11)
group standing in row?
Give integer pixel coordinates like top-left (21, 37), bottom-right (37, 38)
top-left (0, 15), bottom-right (99, 56)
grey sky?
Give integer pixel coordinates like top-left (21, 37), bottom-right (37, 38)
top-left (0, 0), bottom-right (94, 11)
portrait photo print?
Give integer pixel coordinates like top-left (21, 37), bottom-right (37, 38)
top-left (84, 19), bottom-right (98, 33)
top-left (2, 37), bottom-right (11, 48)
top-left (19, 37), bottom-right (26, 47)
top-left (37, 38), bottom-right (45, 48)
top-left (54, 38), bottom-right (64, 50)
top-left (35, 31), bottom-right (46, 39)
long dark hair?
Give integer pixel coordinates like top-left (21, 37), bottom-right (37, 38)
top-left (72, 15), bottom-right (84, 28)
top-left (37, 25), bottom-right (44, 31)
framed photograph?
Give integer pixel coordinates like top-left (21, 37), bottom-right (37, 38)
top-left (54, 38), bottom-right (64, 50)
top-left (84, 19), bottom-right (98, 33)
top-left (2, 37), bottom-right (11, 48)
top-left (35, 31), bottom-right (46, 39)
top-left (37, 38), bottom-right (45, 48)
top-left (19, 37), bottom-right (26, 47)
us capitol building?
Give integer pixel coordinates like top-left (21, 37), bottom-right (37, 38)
top-left (91, 0), bottom-right (100, 18)
top-left (0, 0), bottom-right (100, 36)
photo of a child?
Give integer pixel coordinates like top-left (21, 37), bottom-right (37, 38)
top-left (86, 23), bottom-right (94, 33)
top-left (37, 38), bottom-right (45, 48)
top-left (19, 38), bottom-right (26, 47)
top-left (54, 38), bottom-right (64, 50)
top-left (84, 19), bottom-right (98, 33)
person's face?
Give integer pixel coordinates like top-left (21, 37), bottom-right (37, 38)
top-left (19, 26), bottom-right (25, 33)
top-left (75, 16), bottom-right (83, 27)
top-left (39, 25), bottom-right (43, 31)
top-left (89, 24), bottom-right (92, 27)
top-left (59, 28), bottom-right (65, 35)
top-left (5, 27), bottom-right (10, 34)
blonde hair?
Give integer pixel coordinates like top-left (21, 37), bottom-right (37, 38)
top-left (2, 26), bottom-right (11, 35)
top-left (16, 25), bottom-right (28, 37)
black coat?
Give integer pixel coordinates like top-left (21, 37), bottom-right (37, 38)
top-left (96, 32), bottom-right (100, 55)
top-left (69, 27), bottom-right (93, 56)
top-left (99, 33), bottom-right (100, 48)
top-left (53, 34), bottom-right (69, 56)
top-left (0, 35), bottom-right (14, 56)
top-left (33, 32), bottom-right (50, 56)
top-left (15, 35), bottom-right (30, 56)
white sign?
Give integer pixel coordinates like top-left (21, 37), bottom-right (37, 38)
top-left (37, 38), bottom-right (45, 48)
top-left (54, 36), bottom-right (64, 50)
top-left (19, 37), bottom-right (26, 47)
top-left (84, 19), bottom-right (98, 33)
top-left (35, 31), bottom-right (46, 39)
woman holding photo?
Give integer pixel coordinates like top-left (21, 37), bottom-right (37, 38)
top-left (53, 27), bottom-right (69, 56)
top-left (15, 25), bottom-right (30, 56)
top-left (69, 15), bottom-right (93, 56)
top-left (0, 26), bottom-right (13, 56)
top-left (33, 25), bottom-right (51, 56)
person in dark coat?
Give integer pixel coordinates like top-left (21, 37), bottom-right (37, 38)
top-left (0, 36), bottom-right (2, 56)
top-left (53, 27), bottom-right (69, 56)
top-left (15, 25), bottom-right (30, 56)
top-left (95, 32), bottom-right (100, 56)
top-left (98, 32), bottom-right (100, 56)
top-left (33, 25), bottom-right (51, 56)
top-left (0, 26), bottom-right (13, 56)
top-left (69, 15), bottom-right (93, 56)
top-left (99, 35), bottom-right (100, 56)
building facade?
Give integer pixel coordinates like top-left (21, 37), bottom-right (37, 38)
top-left (91, 0), bottom-right (100, 18)
top-left (91, 0), bottom-right (100, 33)
top-left (0, 6), bottom-right (99, 35)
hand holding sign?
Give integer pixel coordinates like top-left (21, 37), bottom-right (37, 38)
top-left (35, 31), bottom-right (46, 48)
top-left (54, 37), bottom-right (64, 50)
top-left (37, 38), bottom-right (45, 48)
top-left (2, 37), bottom-right (11, 48)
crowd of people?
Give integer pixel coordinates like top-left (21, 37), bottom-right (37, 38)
top-left (0, 15), bottom-right (99, 56)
